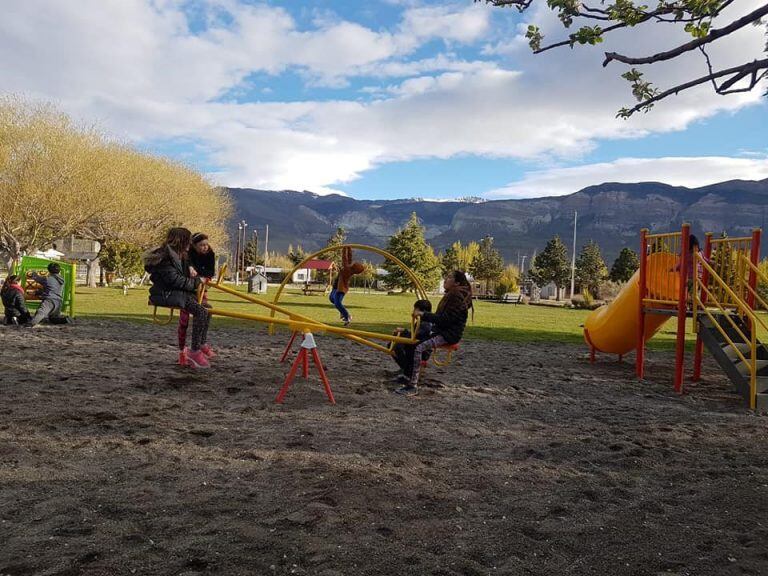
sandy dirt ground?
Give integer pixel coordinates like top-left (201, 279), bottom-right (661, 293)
top-left (1, 319), bottom-right (768, 576)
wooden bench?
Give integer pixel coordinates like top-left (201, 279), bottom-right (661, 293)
top-left (301, 284), bottom-right (330, 296)
top-left (500, 293), bottom-right (523, 305)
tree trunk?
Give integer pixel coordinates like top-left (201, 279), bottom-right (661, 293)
top-left (86, 257), bottom-right (100, 288)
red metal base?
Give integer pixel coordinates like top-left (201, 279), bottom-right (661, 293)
top-left (275, 344), bottom-right (335, 405)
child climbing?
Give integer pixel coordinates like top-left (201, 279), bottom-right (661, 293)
top-left (27, 263), bottom-right (65, 327)
top-left (178, 232), bottom-right (216, 362)
top-left (144, 227), bottom-right (214, 369)
top-left (329, 246), bottom-right (365, 325)
top-left (1, 275), bottom-right (31, 325)
top-left (396, 270), bottom-right (473, 396)
top-left (391, 299), bottom-right (433, 384)
top-left (671, 234), bottom-right (705, 304)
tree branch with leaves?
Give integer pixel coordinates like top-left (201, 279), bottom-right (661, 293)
top-left (478, 0), bottom-right (768, 116)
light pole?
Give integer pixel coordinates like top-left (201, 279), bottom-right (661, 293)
top-left (570, 211), bottom-right (578, 298)
top-left (235, 222), bottom-right (243, 284)
top-left (241, 221), bottom-right (248, 274)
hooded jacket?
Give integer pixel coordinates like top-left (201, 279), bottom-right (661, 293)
top-left (31, 272), bottom-right (65, 302)
top-left (421, 285), bottom-right (472, 345)
top-left (190, 248), bottom-right (216, 279)
top-left (143, 245), bottom-right (202, 308)
top-left (2, 284), bottom-right (29, 318)
top-left (334, 246), bottom-right (365, 294)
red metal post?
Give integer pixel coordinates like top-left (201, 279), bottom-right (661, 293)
top-left (302, 349), bottom-right (309, 379)
top-left (275, 348), bottom-right (307, 404)
top-left (674, 224), bottom-right (691, 394)
top-left (311, 348), bottom-right (335, 404)
top-left (637, 229), bottom-right (649, 379)
top-left (692, 233), bottom-right (713, 381)
top-left (280, 331), bottom-right (298, 363)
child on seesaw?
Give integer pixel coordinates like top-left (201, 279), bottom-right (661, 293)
top-left (177, 232), bottom-right (216, 361)
top-left (144, 227), bottom-right (214, 369)
top-left (329, 246), bottom-right (365, 326)
top-left (390, 299), bottom-right (433, 384)
top-left (396, 270), bottom-right (473, 396)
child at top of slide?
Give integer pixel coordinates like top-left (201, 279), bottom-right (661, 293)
top-left (329, 246), bottom-right (365, 325)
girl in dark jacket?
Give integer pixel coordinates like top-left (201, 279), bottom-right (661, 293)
top-left (1, 275), bottom-right (31, 325)
top-left (177, 232), bottom-right (217, 360)
top-left (144, 228), bottom-right (213, 369)
top-left (396, 270), bottom-right (473, 396)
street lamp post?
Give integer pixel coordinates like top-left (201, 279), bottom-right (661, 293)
top-left (235, 222), bottom-right (243, 284)
top-left (241, 221), bottom-right (248, 275)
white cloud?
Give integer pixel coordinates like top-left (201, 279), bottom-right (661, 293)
top-left (0, 0), bottom-right (764, 194)
top-left (485, 157), bottom-right (768, 199)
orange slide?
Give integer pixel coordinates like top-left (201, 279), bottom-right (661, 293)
top-left (584, 253), bottom-right (681, 355)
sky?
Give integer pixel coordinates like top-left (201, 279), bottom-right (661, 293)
top-left (1, 0), bottom-right (766, 200)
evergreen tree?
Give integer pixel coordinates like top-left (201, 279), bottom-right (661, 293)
top-left (101, 241), bottom-right (144, 283)
top-left (609, 247), bottom-right (639, 282)
top-left (441, 243), bottom-right (461, 273)
top-left (470, 235), bottom-right (504, 293)
top-left (325, 226), bottom-right (347, 267)
top-left (575, 240), bottom-right (608, 297)
top-left (530, 235), bottom-right (570, 300)
top-left (243, 238), bottom-right (263, 267)
top-left (287, 244), bottom-right (306, 266)
top-left (383, 213), bottom-right (442, 292)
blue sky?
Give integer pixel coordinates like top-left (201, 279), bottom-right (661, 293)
top-left (1, 0), bottom-right (766, 199)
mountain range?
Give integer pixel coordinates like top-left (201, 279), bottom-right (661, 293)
top-left (228, 179), bottom-right (768, 265)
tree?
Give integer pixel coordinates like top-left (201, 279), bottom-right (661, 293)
top-left (100, 241), bottom-right (145, 285)
top-left (383, 213), bottom-right (443, 292)
top-left (479, 1), bottom-right (768, 117)
top-left (441, 240), bottom-right (480, 273)
top-left (243, 238), bottom-right (263, 268)
top-left (530, 235), bottom-right (570, 300)
top-left (609, 247), bottom-right (640, 282)
top-left (470, 235), bottom-right (504, 293)
top-left (0, 96), bottom-right (232, 279)
top-left (287, 244), bottom-right (306, 266)
top-left (494, 264), bottom-right (521, 297)
top-left (575, 241), bottom-right (609, 297)
top-left (325, 227), bottom-right (347, 267)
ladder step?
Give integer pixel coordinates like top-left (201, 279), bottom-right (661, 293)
top-left (722, 342), bottom-right (752, 361)
top-left (736, 359), bottom-right (768, 376)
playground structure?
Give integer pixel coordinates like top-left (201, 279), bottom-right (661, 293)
top-left (151, 244), bottom-right (438, 403)
top-left (12, 256), bottom-right (76, 318)
top-left (584, 224), bottom-right (768, 410)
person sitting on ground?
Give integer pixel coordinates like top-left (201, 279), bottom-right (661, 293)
top-left (396, 270), bottom-right (473, 396)
top-left (329, 246), bottom-right (365, 326)
top-left (177, 232), bottom-right (216, 360)
top-left (144, 227), bottom-right (214, 369)
top-left (27, 263), bottom-right (65, 327)
top-left (1, 275), bottom-right (31, 325)
top-left (391, 299), bottom-right (434, 384)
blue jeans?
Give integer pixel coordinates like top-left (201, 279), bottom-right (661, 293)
top-left (329, 289), bottom-right (349, 321)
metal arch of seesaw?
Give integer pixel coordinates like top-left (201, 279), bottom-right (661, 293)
top-left (269, 243), bottom-right (429, 352)
top-left (201, 263), bottom-right (421, 355)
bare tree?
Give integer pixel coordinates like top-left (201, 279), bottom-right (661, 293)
top-left (478, 0), bottom-right (768, 116)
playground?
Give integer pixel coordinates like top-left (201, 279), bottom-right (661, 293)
top-left (3, 239), bottom-right (768, 575)
top-left (3, 316), bottom-right (768, 576)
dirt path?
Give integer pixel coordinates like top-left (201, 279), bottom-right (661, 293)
top-left (1, 320), bottom-right (767, 576)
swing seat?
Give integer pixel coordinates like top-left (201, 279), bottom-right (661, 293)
top-left (420, 343), bottom-right (460, 371)
top-left (149, 299), bottom-right (178, 325)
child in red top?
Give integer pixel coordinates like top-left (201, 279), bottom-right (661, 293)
top-left (329, 246), bottom-right (365, 325)
top-left (1, 275), bottom-right (31, 325)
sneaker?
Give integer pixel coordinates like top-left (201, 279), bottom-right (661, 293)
top-left (200, 344), bottom-right (217, 359)
top-left (186, 349), bottom-right (210, 369)
top-left (391, 374), bottom-right (409, 384)
top-left (178, 347), bottom-right (189, 366)
top-left (394, 385), bottom-right (418, 396)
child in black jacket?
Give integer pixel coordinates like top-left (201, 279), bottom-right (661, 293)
top-left (391, 299), bottom-right (433, 383)
top-left (396, 270), bottom-right (473, 396)
top-left (144, 227), bottom-right (212, 369)
top-left (1, 275), bottom-right (31, 325)
top-left (177, 232), bottom-right (217, 360)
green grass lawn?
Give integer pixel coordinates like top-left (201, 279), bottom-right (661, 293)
top-left (72, 284), bottom-right (702, 349)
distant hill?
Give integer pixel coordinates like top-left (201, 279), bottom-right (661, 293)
top-left (228, 179), bottom-right (768, 264)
